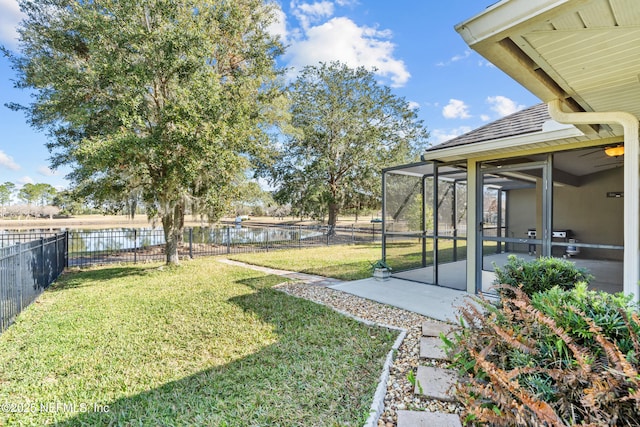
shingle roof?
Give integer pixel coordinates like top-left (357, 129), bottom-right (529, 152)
top-left (426, 103), bottom-right (550, 152)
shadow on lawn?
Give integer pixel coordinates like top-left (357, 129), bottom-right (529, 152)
top-left (51, 282), bottom-right (394, 426)
top-left (297, 260), bottom-right (371, 278)
top-left (48, 266), bottom-right (158, 291)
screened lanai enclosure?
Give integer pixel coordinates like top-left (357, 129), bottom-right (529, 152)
top-left (382, 146), bottom-right (624, 295)
top-left (382, 161), bottom-right (469, 291)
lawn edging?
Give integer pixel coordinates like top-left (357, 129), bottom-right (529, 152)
top-left (365, 326), bottom-right (406, 427)
top-left (276, 286), bottom-right (407, 427)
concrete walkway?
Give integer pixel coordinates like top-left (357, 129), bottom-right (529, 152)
top-left (219, 259), bottom-right (468, 323)
top-left (329, 277), bottom-right (467, 323)
top-left (217, 258), bottom-right (343, 287)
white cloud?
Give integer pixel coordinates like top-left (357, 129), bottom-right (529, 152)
top-left (286, 16), bottom-right (410, 87)
top-left (430, 126), bottom-right (473, 144)
top-left (268, 6), bottom-right (288, 44)
top-left (0, 0), bottom-right (22, 49)
top-left (480, 114), bottom-right (491, 121)
top-left (0, 150), bottom-right (20, 170)
top-left (17, 176), bottom-right (33, 185)
top-left (452, 50), bottom-right (471, 62)
top-left (37, 166), bottom-right (59, 176)
top-left (478, 60), bottom-right (496, 68)
top-left (407, 101), bottom-right (420, 111)
top-left (335, 0), bottom-right (358, 6)
top-left (291, 1), bottom-right (335, 30)
top-left (442, 99), bottom-right (471, 119)
top-left (486, 96), bottom-right (525, 117)
top-left (436, 50), bottom-right (471, 67)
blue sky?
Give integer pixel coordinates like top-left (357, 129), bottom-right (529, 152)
top-left (0, 0), bottom-right (541, 190)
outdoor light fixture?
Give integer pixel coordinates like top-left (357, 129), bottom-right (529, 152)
top-left (605, 145), bottom-right (624, 157)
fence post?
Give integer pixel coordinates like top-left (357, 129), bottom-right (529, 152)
top-left (226, 227), bottom-right (231, 254)
top-left (351, 224), bottom-right (354, 243)
top-left (40, 238), bottom-right (45, 289)
top-left (16, 242), bottom-right (22, 312)
top-left (299, 225), bottom-right (302, 249)
top-left (266, 227), bottom-right (269, 252)
top-left (64, 231), bottom-right (69, 268)
top-left (133, 229), bottom-right (137, 264)
top-left (55, 233), bottom-right (59, 275)
top-left (189, 228), bottom-right (193, 259)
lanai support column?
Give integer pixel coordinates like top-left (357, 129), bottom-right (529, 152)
top-left (467, 159), bottom-right (479, 294)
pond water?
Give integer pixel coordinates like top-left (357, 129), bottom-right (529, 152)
top-left (1, 226), bottom-right (325, 253)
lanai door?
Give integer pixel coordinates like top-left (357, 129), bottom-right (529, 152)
top-left (477, 159), bottom-right (551, 293)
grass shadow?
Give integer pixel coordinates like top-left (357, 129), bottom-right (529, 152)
top-left (294, 261), bottom-right (372, 281)
top-left (234, 274), bottom-right (289, 291)
top-left (48, 265), bottom-right (159, 291)
top-left (51, 287), bottom-right (396, 426)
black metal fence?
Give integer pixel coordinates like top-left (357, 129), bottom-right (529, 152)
top-left (1, 223), bottom-right (381, 268)
top-left (66, 224), bottom-right (381, 267)
top-left (0, 233), bottom-right (67, 332)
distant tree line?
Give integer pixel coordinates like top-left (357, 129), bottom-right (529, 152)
top-left (0, 181), bottom-right (61, 218)
top-left (0, 178), bottom-right (299, 221)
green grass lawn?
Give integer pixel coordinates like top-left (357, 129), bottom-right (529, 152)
top-left (229, 244), bottom-right (384, 280)
top-left (0, 259), bottom-right (397, 426)
top-left (228, 240), bottom-right (470, 281)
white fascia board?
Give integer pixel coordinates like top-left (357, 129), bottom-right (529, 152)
top-left (422, 123), bottom-right (584, 161)
top-left (455, 0), bottom-right (572, 45)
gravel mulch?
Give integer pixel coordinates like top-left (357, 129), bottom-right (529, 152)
top-left (275, 282), bottom-right (463, 427)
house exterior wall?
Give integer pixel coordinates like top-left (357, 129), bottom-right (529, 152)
top-left (504, 167), bottom-right (624, 260)
top-left (506, 187), bottom-right (536, 249)
top-left (553, 167), bottom-right (624, 260)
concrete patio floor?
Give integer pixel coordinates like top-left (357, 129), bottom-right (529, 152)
top-left (329, 277), bottom-right (469, 323)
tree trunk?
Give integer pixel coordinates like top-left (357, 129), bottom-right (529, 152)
top-left (328, 203), bottom-right (339, 235)
top-left (162, 204), bottom-right (183, 265)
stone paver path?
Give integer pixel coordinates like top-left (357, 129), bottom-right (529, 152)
top-left (419, 336), bottom-right (448, 360)
top-left (422, 321), bottom-right (457, 338)
top-left (398, 320), bottom-right (463, 426)
top-left (414, 366), bottom-right (458, 401)
top-left (397, 410), bottom-right (462, 427)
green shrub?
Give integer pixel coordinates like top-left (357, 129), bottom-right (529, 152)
top-left (493, 255), bottom-right (592, 296)
top-left (444, 284), bottom-right (640, 426)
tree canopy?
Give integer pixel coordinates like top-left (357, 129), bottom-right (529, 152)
top-left (17, 183), bottom-right (57, 206)
top-left (5, 0), bottom-right (285, 263)
top-left (0, 182), bottom-right (15, 208)
top-left (268, 61), bottom-right (429, 227)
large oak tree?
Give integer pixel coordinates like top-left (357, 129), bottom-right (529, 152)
top-left (270, 61), bottom-right (429, 227)
top-left (5, 0), bottom-right (284, 263)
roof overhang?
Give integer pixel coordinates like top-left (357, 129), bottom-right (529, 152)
top-left (423, 119), bottom-right (588, 162)
top-left (455, 0), bottom-right (640, 137)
